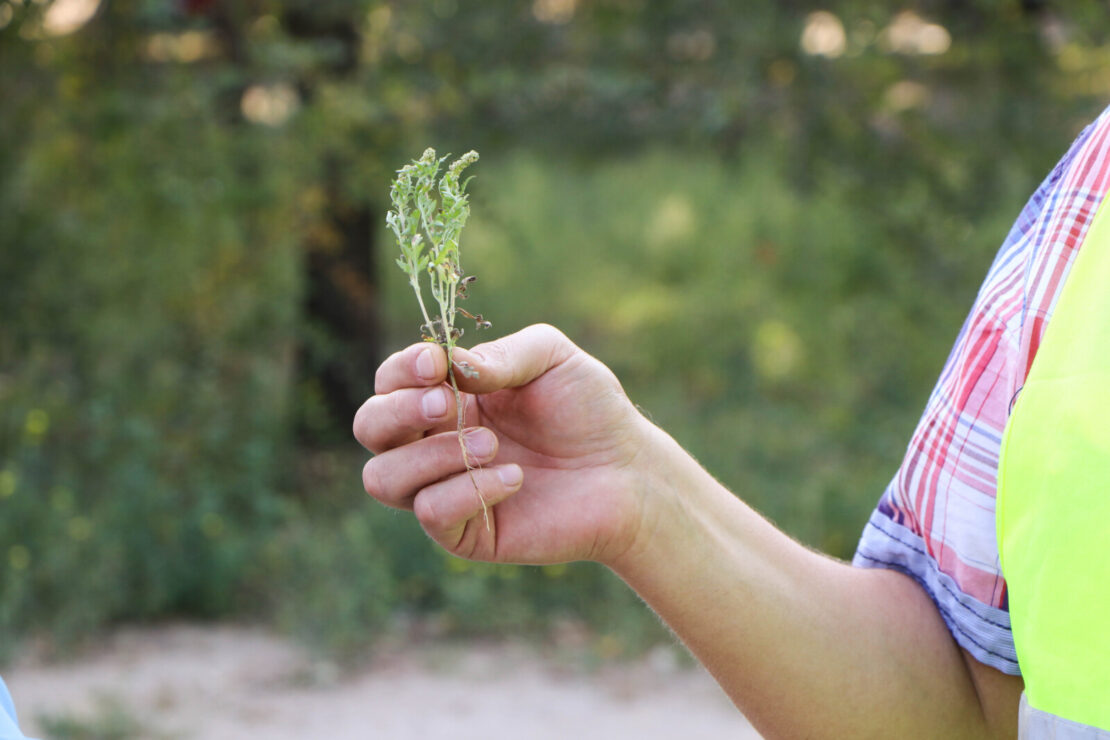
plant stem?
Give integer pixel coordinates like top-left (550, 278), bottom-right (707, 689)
top-left (390, 148), bottom-right (488, 531)
top-left (446, 360), bottom-right (490, 530)
top-left (409, 278), bottom-right (433, 334)
top-left (438, 295), bottom-right (490, 531)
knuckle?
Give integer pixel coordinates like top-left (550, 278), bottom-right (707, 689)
top-left (472, 336), bottom-right (506, 365)
top-left (352, 399), bottom-right (373, 443)
top-left (367, 393), bottom-right (417, 447)
top-left (372, 361), bottom-right (391, 396)
top-left (362, 458), bottom-right (386, 500)
top-left (533, 322), bottom-right (562, 339)
top-left (533, 322), bottom-right (570, 347)
top-left (413, 492), bottom-right (442, 531)
top-left (374, 348), bottom-right (406, 394)
top-left (355, 396), bottom-right (392, 451)
top-left (526, 323), bottom-right (576, 376)
top-left (352, 408), bottom-right (364, 442)
top-left (385, 391), bottom-right (412, 433)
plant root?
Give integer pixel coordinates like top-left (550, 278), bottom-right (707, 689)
top-left (448, 362), bottom-right (491, 532)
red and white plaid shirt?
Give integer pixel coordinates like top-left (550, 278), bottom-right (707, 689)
top-left (854, 104), bottom-right (1110, 674)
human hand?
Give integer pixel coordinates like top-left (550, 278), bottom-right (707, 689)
top-left (353, 324), bottom-right (656, 565)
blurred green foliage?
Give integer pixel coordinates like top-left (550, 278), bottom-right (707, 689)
top-left (36, 695), bottom-right (146, 740)
top-left (256, 496), bottom-right (668, 661)
top-left (0, 40), bottom-right (302, 650)
top-left (1, 0), bottom-right (1109, 656)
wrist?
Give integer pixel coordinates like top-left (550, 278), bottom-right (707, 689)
top-left (601, 418), bottom-right (713, 574)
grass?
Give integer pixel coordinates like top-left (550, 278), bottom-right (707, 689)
top-left (36, 696), bottom-right (150, 740)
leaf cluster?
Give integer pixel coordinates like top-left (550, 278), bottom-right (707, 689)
top-left (387, 148), bottom-right (481, 356)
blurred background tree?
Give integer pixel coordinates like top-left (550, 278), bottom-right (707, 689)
top-left (1, 0), bottom-right (1107, 658)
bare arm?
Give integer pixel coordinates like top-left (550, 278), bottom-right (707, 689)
top-left (612, 423), bottom-right (1022, 738)
top-left (354, 325), bottom-right (1022, 738)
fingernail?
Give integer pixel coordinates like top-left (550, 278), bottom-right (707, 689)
top-left (498, 465), bottom-right (523, 487)
top-left (464, 428), bottom-right (496, 459)
top-left (416, 347), bottom-right (438, 380)
top-left (421, 388), bottom-right (448, 419)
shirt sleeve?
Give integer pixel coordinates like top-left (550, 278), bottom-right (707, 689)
top-left (0, 677), bottom-right (31, 740)
top-left (852, 103), bottom-right (1110, 675)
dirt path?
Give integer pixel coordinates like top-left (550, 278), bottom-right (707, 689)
top-left (5, 624), bottom-right (761, 739)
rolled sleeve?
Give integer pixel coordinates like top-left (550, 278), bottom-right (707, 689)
top-left (854, 103), bottom-right (1110, 676)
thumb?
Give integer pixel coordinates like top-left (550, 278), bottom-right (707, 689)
top-left (452, 324), bottom-right (578, 394)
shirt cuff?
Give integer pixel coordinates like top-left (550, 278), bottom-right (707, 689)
top-left (853, 510), bottom-right (1020, 675)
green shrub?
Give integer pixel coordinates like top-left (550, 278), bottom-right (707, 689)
top-left (0, 137), bottom-right (1040, 656)
top-left (0, 79), bottom-right (300, 651)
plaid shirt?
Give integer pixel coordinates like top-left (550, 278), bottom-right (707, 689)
top-left (853, 104), bottom-right (1110, 675)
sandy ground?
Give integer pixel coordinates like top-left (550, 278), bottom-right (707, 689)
top-left (4, 624), bottom-right (761, 739)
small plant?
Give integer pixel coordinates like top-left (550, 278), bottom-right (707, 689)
top-left (387, 148), bottom-right (491, 526)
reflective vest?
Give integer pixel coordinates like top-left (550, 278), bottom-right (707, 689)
top-left (998, 195), bottom-right (1110, 736)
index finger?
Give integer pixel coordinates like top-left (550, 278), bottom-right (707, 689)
top-left (375, 343), bottom-right (449, 395)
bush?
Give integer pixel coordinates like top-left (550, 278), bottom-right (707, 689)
top-left (0, 78), bottom-right (301, 650)
top-left (0, 135), bottom-right (1050, 656)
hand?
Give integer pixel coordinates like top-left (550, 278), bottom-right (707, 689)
top-left (355, 330), bottom-right (1026, 740)
top-left (353, 324), bottom-right (655, 565)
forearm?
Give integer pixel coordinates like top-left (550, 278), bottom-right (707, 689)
top-left (609, 423), bottom-right (1012, 739)
top-left (357, 328), bottom-right (1019, 735)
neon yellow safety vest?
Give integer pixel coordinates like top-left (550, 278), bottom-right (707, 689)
top-left (998, 195), bottom-right (1110, 736)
